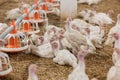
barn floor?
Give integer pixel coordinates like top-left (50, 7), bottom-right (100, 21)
top-left (0, 0), bottom-right (120, 80)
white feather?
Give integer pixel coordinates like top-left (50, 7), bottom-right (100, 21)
top-left (53, 49), bottom-right (77, 68)
top-left (78, 0), bottom-right (101, 5)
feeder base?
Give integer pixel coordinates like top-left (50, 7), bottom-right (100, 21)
top-left (28, 30), bottom-right (40, 34)
top-left (0, 45), bottom-right (28, 53)
top-left (0, 66), bottom-right (12, 77)
top-left (30, 19), bottom-right (48, 23)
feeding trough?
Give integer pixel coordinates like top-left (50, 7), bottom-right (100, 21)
top-left (60, 0), bottom-right (77, 19)
top-left (0, 52), bottom-right (12, 76)
top-left (0, 20), bottom-right (28, 53)
top-left (30, 2), bottom-right (48, 29)
top-left (19, 8), bottom-right (40, 34)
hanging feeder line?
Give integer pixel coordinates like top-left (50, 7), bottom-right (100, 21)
top-left (0, 0), bottom-right (42, 39)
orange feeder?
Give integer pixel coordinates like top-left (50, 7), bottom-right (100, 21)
top-left (30, 5), bottom-right (48, 30)
top-left (39, 2), bottom-right (57, 14)
top-left (34, 10), bottom-right (41, 20)
top-left (22, 8), bottom-right (32, 32)
top-left (48, 0), bottom-right (53, 3)
top-left (19, 8), bottom-right (40, 34)
top-left (6, 20), bottom-right (20, 48)
top-left (34, 0), bottom-right (39, 10)
top-left (24, 8), bottom-right (30, 20)
top-left (0, 20), bottom-right (28, 53)
top-left (44, 0), bottom-right (53, 3)
top-left (22, 21), bottom-right (32, 32)
top-left (42, 3), bottom-right (48, 11)
top-left (0, 52), bottom-right (12, 76)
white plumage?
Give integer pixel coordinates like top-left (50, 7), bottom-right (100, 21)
top-left (88, 24), bottom-right (104, 48)
top-left (31, 40), bottom-right (60, 58)
top-left (64, 30), bottom-right (87, 50)
top-left (30, 34), bottom-right (44, 46)
top-left (27, 64), bottom-right (38, 80)
top-left (5, 8), bottom-right (23, 20)
top-left (20, 3), bottom-right (31, 11)
top-left (107, 48), bottom-right (120, 80)
top-left (78, 0), bottom-right (101, 5)
top-left (60, 37), bottom-right (73, 49)
top-left (90, 13), bottom-right (113, 25)
top-left (105, 14), bottom-right (120, 46)
top-left (52, 8), bottom-right (60, 16)
top-left (66, 18), bottom-right (103, 51)
top-left (79, 9), bottom-right (113, 26)
top-left (64, 19), bottom-right (87, 46)
top-left (68, 51), bottom-right (89, 80)
top-left (112, 33), bottom-right (120, 65)
top-left (112, 50), bottom-right (119, 65)
top-left (31, 42), bottom-right (55, 58)
top-left (5, 1), bottom-right (31, 20)
top-left (44, 25), bottom-right (64, 43)
top-left (69, 19), bottom-right (88, 34)
top-left (85, 35), bottom-right (96, 53)
top-left (53, 49), bottom-right (77, 68)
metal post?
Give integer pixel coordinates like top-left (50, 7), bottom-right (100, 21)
top-left (0, 0), bottom-right (42, 39)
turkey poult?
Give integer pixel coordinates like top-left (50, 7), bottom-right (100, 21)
top-left (44, 25), bottom-right (64, 43)
top-left (53, 49), bottom-right (77, 69)
top-left (64, 18), bottom-right (96, 53)
top-left (79, 9), bottom-right (114, 26)
top-left (111, 33), bottom-right (120, 65)
top-left (30, 34), bottom-right (45, 46)
top-left (5, 8), bottom-right (23, 20)
top-left (45, 25), bottom-right (72, 50)
top-left (85, 31), bottom-right (96, 53)
top-left (105, 14), bottom-right (120, 46)
top-left (64, 19), bottom-right (87, 46)
top-left (107, 48), bottom-right (120, 80)
top-left (77, 0), bottom-right (101, 5)
top-left (27, 64), bottom-right (38, 80)
top-left (60, 37), bottom-right (73, 50)
top-left (68, 48), bottom-right (89, 80)
top-left (67, 18), bottom-right (104, 49)
top-left (86, 24), bottom-right (105, 48)
top-left (5, 0), bottom-right (31, 20)
top-left (67, 19), bottom-right (88, 35)
top-left (30, 40), bottom-right (60, 58)
top-left (64, 30), bottom-right (87, 54)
